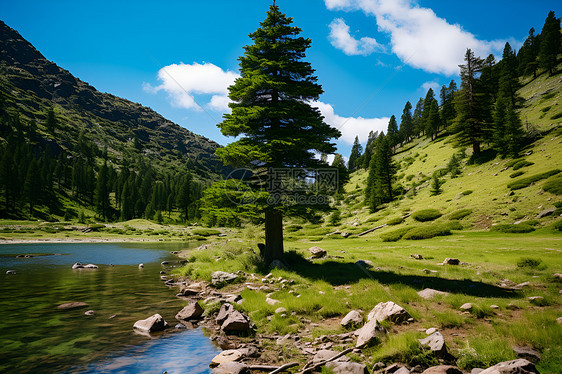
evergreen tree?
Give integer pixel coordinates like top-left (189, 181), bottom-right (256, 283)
top-left (386, 115), bottom-right (399, 152)
top-left (505, 102), bottom-right (524, 158)
top-left (492, 95), bottom-right (508, 156)
top-left (439, 81), bottom-right (457, 128)
top-left (538, 11), bottom-right (561, 76)
top-left (46, 107), bottom-right (57, 135)
top-left (331, 153), bottom-right (348, 193)
top-left (348, 136), bottom-right (363, 172)
top-left (216, 3), bottom-right (340, 262)
top-left (453, 49), bottom-right (490, 157)
top-left (518, 28), bottom-right (540, 78)
top-left (430, 174), bottom-right (443, 195)
top-left (421, 88), bottom-right (435, 136)
top-left (399, 101), bottom-right (414, 143)
top-left (94, 161), bottom-right (110, 220)
top-left (176, 172), bottom-right (192, 222)
top-left (365, 134), bottom-right (395, 211)
top-left (412, 98), bottom-right (424, 137)
top-left (23, 159), bottom-right (40, 217)
top-left (498, 42), bottom-right (521, 107)
top-left (426, 99), bottom-right (442, 140)
top-left (361, 130), bottom-right (378, 169)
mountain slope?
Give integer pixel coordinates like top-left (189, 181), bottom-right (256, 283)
top-left (0, 20), bottom-right (223, 178)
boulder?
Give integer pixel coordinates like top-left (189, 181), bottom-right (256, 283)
top-left (175, 300), bottom-right (204, 321)
top-left (385, 364), bottom-right (409, 373)
top-left (212, 271), bottom-right (239, 287)
top-left (313, 349), bottom-right (349, 364)
top-left (341, 310), bottom-right (363, 327)
top-left (216, 303), bottom-right (234, 325)
top-left (213, 362), bottom-right (248, 374)
top-left (367, 301), bottom-right (412, 324)
top-left (419, 331), bottom-right (448, 358)
top-left (471, 370), bottom-right (484, 374)
top-left (443, 258), bottom-right (460, 265)
top-left (394, 368), bottom-right (411, 374)
top-left (275, 307), bottom-right (287, 314)
top-left (512, 346), bottom-right (541, 363)
top-left (355, 319), bottom-right (387, 347)
top-left (210, 349), bottom-right (243, 367)
top-left (460, 303), bottom-right (473, 311)
top-left (178, 286), bottom-right (201, 296)
top-left (309, 246), bottom-right (327, 258)
top-left (265, 297), bottom-right (281, 306)
top-left (5, 270), bottom-right (16, 275)
top-left (133, 313), bottom-right (169, 333)
top-left (57, 301), bottom-right (89, 310)
top-left (479, 359), bottom-right (538, 373)
top-left (411, 254), bottom-right (424, 260)
top-left (221, 310), bottom-right (251, 334)
top-left (325, 362), bottom-right (368, 374)
top-left (72, 262), bottom-right (84, 269)
top-left (417, 288), bottom-right (449, 299)
top-left (84, 310), bottom-right (95, 316)
top-left (536, 207), bottom-right (555, 218)
top-left (421, 366), bottom-right (462, 374)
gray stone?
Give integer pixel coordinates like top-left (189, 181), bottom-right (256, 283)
top-left (216, 303), bottom-right (234, 325)
top-left (536, 207), bottom-right (556, 218)
top-left (395, 368), bottom-right (411, 374)
top-left (313, 349), bottom-right (349, 364)
top-left (84, 310), bottom-right (95, 316)
top-left (367, 301), bottom-right (412, 324)
top-left (421, 366), bottom-right (462, 374)
top-left (410, 254), bottom-right (424, 259)
top-left (133, 313), bottom-right (169, 333)
top-left (512, 346), bottom-right (541, 363)
top-left (419, 331), bottom-right (448, 357)
top-left (425, 327), bottom-right (438, 335)
top-left (221, 310), bottom-right (251, 333)
top-left (275, 307), bottom-right (287, 314)
top-left (5, 270), bottom-right (16, 275)
top-left (269, 259), bottom-right (288, 270)
top-left (176, 300), bottom-right (204, 321)
top-left (326, 361), bottom-right (368, 374)
top-left (83, 264), bottom-right (98, 269)
top-left (57, 301), bottom-right (89, 310)
top-left (417, 288), bottom-right (449, 299)
top-left (443, 258), bottom-right (460, 265)
top-left (479, 359), bottom-right (538, 373)
top-left (309, 246), bottom-right (327, 258)
top-left (341, 310), bottom-right (363, 327)
top-left (212, 271), bottom-right (239, 287)
top-left (471, 370), bottom-right (484, 374)
top-left (265, 297), bottom-right (281, 305)
top-left (210, 349), bottom-right (243, 367)
top-left (460, 303), bottom-right (473, 311)
top-left (213, 362), bottom-right (248, 374)
top-left (355, 319), bottom-right (387, 347)
top-left (72, 262), bottom-right (84, 269)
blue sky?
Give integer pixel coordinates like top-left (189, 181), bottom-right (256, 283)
top-left (1, 0), bottom-right (559, 159)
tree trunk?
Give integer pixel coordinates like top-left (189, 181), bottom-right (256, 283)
top-left (473, 142), bottom-right (481, 157)
top-left (264, 208), bottom-right (283, 264)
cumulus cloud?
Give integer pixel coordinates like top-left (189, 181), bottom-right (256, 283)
top-left (325, 0), bottom-right (507, 75)
top-left (313, 101), bottom-right (389, 145)
top-left (421, 81), bottom-right (440, 93)
top-left (328, 18), bottom-right (383, 56)
top-left (144, 62), bottom-right (239, 111)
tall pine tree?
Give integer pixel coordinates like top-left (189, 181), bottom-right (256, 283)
top-left (538, 11), bottom-right (561, 76)
top-left (348, 136), bottom-right (363, 172)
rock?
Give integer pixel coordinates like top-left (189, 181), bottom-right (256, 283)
top-left (210, 349), bottom-right (243, 367)
top-left (367, 301), bottom-right (412, 324)
top-left (341, 310), bottom-right (363, 327)
top-left (213, 362), bottom-right (248, 374)
top-left (478, 359), bottom-right (538, 373)
top-left (490, 305), bottom-right (500, 309)
top-left (419, 331), bottom-right (448, 358)
top-left (417, 288), bottom-right (449, 299)
top-left (355, 319), bottom-right (387, 347)
top-left (161, 261), bottom-right (169, 265)
top-left (178, 286), bottom-right (201, 296)
top-left (84, 310), bottom-right (95, 316)
top-left (176, 300), bottom-right (204, 321)
top-left (133, 313), bottom-right (169, 333)
top-left (536, 207), bottom-right (556, 218)
top-left (265, 297), bottom-right (281, 306)
top-left (460, 303), bottom-right (473, 311)
top-left (221, 310), bottom-right (251, 334)
top-left (527, 296), bottom-right (544, 304)
top-left (72, 262), bottom-right (84, 269)
top-left (425, 327), bottom-right (438, 335)
top-left (557, 317), bottom-right (562, 324)
top-left (471, 370), bottom-right (484, 374)
top-left (138, 263), bottom-right (144, 268)
top-left (83, 264), bottom-right (98, 269)
top-left (313, 349), bottom-right (349, 364)
top-left (217, 303), bottom-right (234, 325)
top-left (269, 259), bottom-right (288, 270)
top-left (5, 270), bottom-right (16, 275)
top-left (355, 259), bottom-right (375, 268)
top-left (275, 307), bottom-right (287, 314)
top-left (512, 346), bottom-right (541, 363)
top-left (175, 323), bottom-right (187, 329)
top-left (211, 271), bottom-right (239, 287)
top-left (341, 232), bottom-right (351, 238)
top-left (225, 294), bottom-right (243, 304)
top-left (410, 254), bottom-right (424, 259)
top-left (309, 246), bottom-right (327, 258)
top-left (394, 368), bottom-right (411, 374)
top-left (57, 301), bottom-right (89, 310)
top-left (373, 362), bottom-right (386, 371)
top-left (326, 361), bottom-right (368, 374)
top-left (421, 366), bottom-right (462, 374)
top-left (443, 258), bottom-right (460, 265)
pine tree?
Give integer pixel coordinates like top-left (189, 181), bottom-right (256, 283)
top-left (94, 161), bottom-right (110, 220)
top-left (399, 101), bottom-right (414, 143)
top-left (492, 95), bottom-right (508, 156)
top-left (453, 49), bottom-right (490, 157)
top-left (518, 28), bottom-right (539, 78)
top-left (216, 3), bottom-right (340, 262)
top-left (421, 88), bottom-right (435, 137)
top-left (426, 99), bottom-right (442, 140)
top-left (439, 81), bottom-right (457, 128)
top-left (331, 153), bottom-right (348, 193)
top-left (538, 11), bottom-right (561, 76)
top-left (361, 131), bottom-right (378, 169)
top-left (498, 42), bottom-right (521, 107)
top-left (412, 98), bottom-right (424, 137)
top-left (23, 159), bottom-right (40, 217)
top-left (386, 115), bottom-right (399, 152)
top-left (365, 134), bottom-right (395, 211)
top-left (176, 172), bottom-right (192, 222)
top-left (348, 136), bottom-right (363, 172)
top-left (430, 174), bottom-right (443, 195)
top-left (46, 107), bottom-right (57, 135)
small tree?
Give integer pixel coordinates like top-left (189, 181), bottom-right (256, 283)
top-left (348, 136), bottom-right (363, 172)
top-left (399, 101), bottom-right (414, 143)
top-left (430, 175), bottom-right (443, 195)
top-left (538, 11), bottom-right (561, 76)
top-left (46, 107), bottom-right (57, 135)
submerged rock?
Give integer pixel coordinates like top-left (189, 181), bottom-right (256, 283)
top-left (133, 313), bottom-right (169, 333)
top-left (57, 301), bottom-right (89, 310)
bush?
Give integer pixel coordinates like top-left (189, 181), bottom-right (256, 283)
top-left (88, 224), bottom-right (105, 231)
top-left (507, 169), bottom-right (561, 190)
top-left (550, 111), bottom-right (562, 120)
top-left (512, 160), bottom-right (534, 170)
top-left (490, 224), bottom-right (535, 233)
top-left (517, 257), bottom-right (543, 268)
top-left (402, 224), bottom-right (452, 240)
top-left (381, 226), bottom-right (414, 242)
top-left (386, 217), bottom-right (404, 225)
top-left (285, 224), bottom-right (303, 232)
top-left (543, 175), bottom-right (562, 195)
top-left (450, 209), bottom-right (472, 220)
top-left (554, 219), bottom-right (562, 232)
top-left (510, 171), bottom-right (524, 178)
top-left (412, 209), bottom-right (442, 222)
top-left (192, 228), bottom-right (221, 237)
top-left (462, 190), bottom-right (473, 195)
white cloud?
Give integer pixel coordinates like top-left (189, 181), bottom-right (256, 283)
top-left (421, 81), bottom-right (440, 93)
top-left (144, 62), bottom-right (239, 111)
top-left (325, 0), bottom-right (507, 75)
top-left (313, 101), bottom-right (389, 145)
top-left (329, 18), bottom-right (384, 56)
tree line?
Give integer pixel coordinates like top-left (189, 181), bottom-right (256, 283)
top-left (348, 10), bottom-right (561, 212)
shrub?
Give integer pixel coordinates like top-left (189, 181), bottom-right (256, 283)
top-left (88, 224), bottom-right (105, 231)
top-left (450, 209), bottom-right (472, 220)
top-left (554, 219), bottom-right (562, 232)
top-left (543, 175), bottom-right (562, 195)
top-left (285, 224), bottom-right (303, 232)
top-left (386, 217), bottom-right (404, 225)
top-left (430, 175), bottom-right (443, 196)
top-left (456, 338), bottom-right (517, 370)
top-left (510, 171), bottom-right (524, 178)
top-left (328, 210), bottom-right (341, 226)
top-left (551, 111), bottom-right (562, 120)
top-left (508, 169), bottom-right (561, 190)
top-left (381, 226), bottom-right (414, 242)
top-left (517, 257), bottom-right (543, 268)
top-left (412, 209), bottom-right (442, 222)
top-left (462, 190), bottom-right (473, 195)
top-left (512, 160), bottom-right (534, 170)
top-left (402, 224), bottom-right (452, 240)
top-left (490, 224), bottom-right (535, 233)
top-left (192, 228), bottom-right (221, 236)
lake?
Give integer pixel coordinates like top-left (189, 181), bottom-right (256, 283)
top-left (0, 242), bottom-right (221, 374)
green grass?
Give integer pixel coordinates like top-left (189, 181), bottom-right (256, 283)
top-left (490, 224), bottom-right (535, 233)
top-left (402, 223), bottom-right (452, 240)
top-left (386, 217), bottom-right (404, 225)
top-left (449, 209), bottom-right (472, 220)
top-left (543, 174), bottom-right (562, 195)
top-left (380, 226), bottom-right (414, 242)
top-left (456, 338), bottom-right (517, 370)
top-left (507, 169), bottom-right (561, 190)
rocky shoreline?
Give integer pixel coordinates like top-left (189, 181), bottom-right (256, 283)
top-left (133, 255), bottom-right (541, 374)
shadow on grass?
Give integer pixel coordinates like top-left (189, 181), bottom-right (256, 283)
top-left (283, 251), bottom-right (517, 299)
